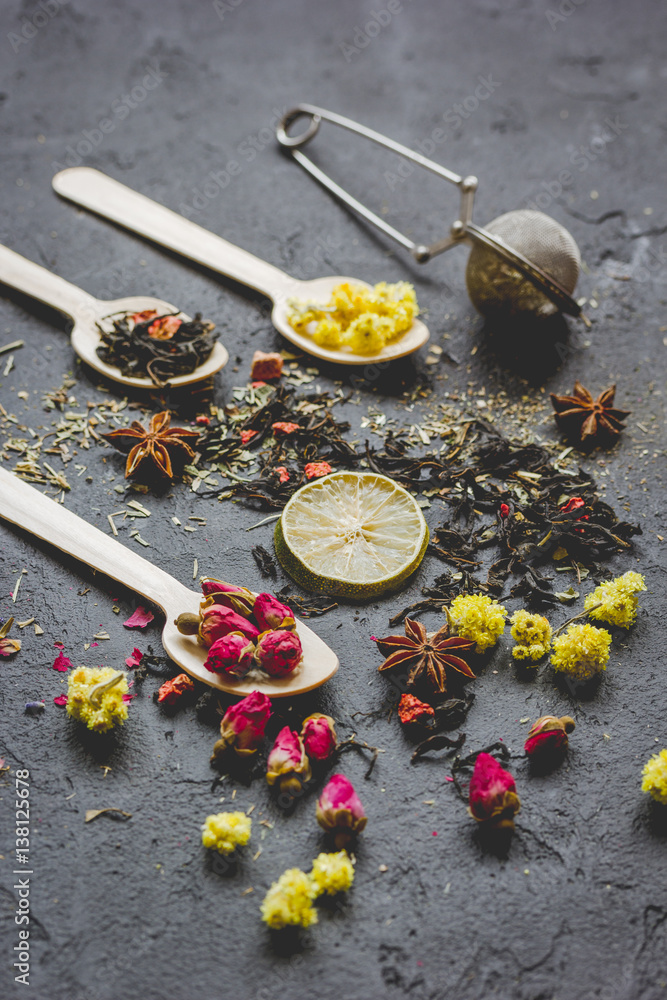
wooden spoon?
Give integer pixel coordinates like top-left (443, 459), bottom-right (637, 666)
top-left (0, 468), bottom-right (339, 698)
top-left (52, 167), bottom-right (431, 365)
top-left (0, 243), bottom-right (229, 389)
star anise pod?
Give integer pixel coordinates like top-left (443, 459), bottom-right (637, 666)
top-left (374, 617), bottom-right (475, 694)
top-left (103, 410), bottom-right (200, 479)
top-left (550, 381), bottom-right (630, 445)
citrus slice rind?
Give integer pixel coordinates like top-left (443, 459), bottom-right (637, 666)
top-left (275, 471), bottom-right (429, 598)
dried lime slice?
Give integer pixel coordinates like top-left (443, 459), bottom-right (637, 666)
top-left (275, 471), bottom-right (429, 598)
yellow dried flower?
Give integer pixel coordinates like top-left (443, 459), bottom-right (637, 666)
top-left (66, 666), bottom-right (128, 732)
top-left (448, 594), bottom-right (507, 653)
top-left (642, 749), bottom-right (667, 805)
top-left (287, 306), bottom-right (320, 335)
top-left (330, 282), bottom-right (358, 322)
top-left (201, 811), bottom-right (251, 855)
top-left (345, 313), bottom-right (392, 354)
top-left (261, 868), bottom-right (318, 929)
top-left (510, 610), bottom-right (552, 663)
top-left (310, 851), bottom-right (355, 897)
top-left (287, 281), bottom-right (418, 355)
top-left (584, 571), bottom-right (646, 628)
top-left (550, 623), bottom-right (611, 682)
top-left (312, 317), bottom-right (344, 349)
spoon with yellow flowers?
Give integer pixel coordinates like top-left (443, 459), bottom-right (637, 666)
top-left (52, 167), bottom-right (430, 364)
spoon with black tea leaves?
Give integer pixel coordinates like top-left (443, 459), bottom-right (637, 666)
top-left (0, 467), bottom-right (339, 698)
top-left (52, 167), bottom-right (431, 364)
top-left (0, 243), bottom-right (229, 389)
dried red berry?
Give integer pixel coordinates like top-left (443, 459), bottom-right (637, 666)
top-left (148, 315), bottom-right (182, 340)
top-left (240, 429), bottom-right (258, 445)
top-left (251, 351), bottom-right (283, 380)
top-left (304, 461), bottom-right (333, 479)
top-left (272, 421), bottom-right (300, 436)
top-left (158, 673), bottom-right (195, 705)
top-left (131, 309), bottom-right (159, 325)
top-left (559, 497), bottom-right (589, 534)
top-left (398, 693), bottom-right (435, 726)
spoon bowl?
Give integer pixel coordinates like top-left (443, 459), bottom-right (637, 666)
top-left (0, 244), bottom-right (229, 389)
top-left (270, 275), bottom-right (430, 365)
top-left (0, 467), bottom-right (339, 698)
top-left (53, 168), bottom-right (431, 365)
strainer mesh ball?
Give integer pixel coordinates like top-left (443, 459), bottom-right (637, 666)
top-left (465, 210), bottom-right (581, 318)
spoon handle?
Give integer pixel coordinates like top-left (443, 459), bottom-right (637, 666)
top-left (0, 243), bottom-right (99, 320)
top-left (0, 468), bottom-right (191, 614)
top-left (53, 167), bottom-right (297, 303)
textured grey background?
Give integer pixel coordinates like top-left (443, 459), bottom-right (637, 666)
top-left (1, 1), bottom-right (666, 998)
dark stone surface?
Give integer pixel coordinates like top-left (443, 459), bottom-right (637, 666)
top-left (1, 1), bottom-right (666, 998)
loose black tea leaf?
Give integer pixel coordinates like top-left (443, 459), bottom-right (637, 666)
top-left (196, 385), bottom-right (640, 609)
top-left (390, 570), bottom-right (484, 625)
top-left (411, 731), bottom-right (466, 762)
top-left (97, 309), bottom-right (218, 386)
top-left (275, 586), bottom-right (338, 618)
top-left (252, 544), bottom-right (277, 578)
top-left (433, 693), bottom-right (475, 731)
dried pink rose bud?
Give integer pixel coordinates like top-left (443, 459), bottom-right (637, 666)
top-left (254, 592), bottom-right (295, 631)
top-left (200, 578), bottom-right (256, 617)
top-left (199, 604), bottom-right (259, 647)
top-left (204, 633), bottom-right (256, 678)
top-left (255, 629), bottom-right (303, 678)
top-left (524, 715), bottom-right (575, 758)
top-left (266, 726), bottom-right (312, 794)
top-left (301, 713), bottom-right (337, 762)
top-left (316, 774), bottom-right (367, 848)
top-left (468, 752), bottom-right (521, 831)
top-left (211, 690), bottom-right (271, 760)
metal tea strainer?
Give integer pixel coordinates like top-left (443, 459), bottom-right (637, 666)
top-left (276, 104), bottom-right (583, 321)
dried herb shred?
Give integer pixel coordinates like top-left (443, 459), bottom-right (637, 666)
top-left (97, 310), bottom-right (218, 386)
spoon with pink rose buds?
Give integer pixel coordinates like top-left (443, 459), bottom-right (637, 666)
top-left (0, 467), bottom-right (339, 698)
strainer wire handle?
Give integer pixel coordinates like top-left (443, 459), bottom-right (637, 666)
top-left (277, 104), bottom-right (583, 319)
top-left (276, 103), bottom-right (478, 264)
